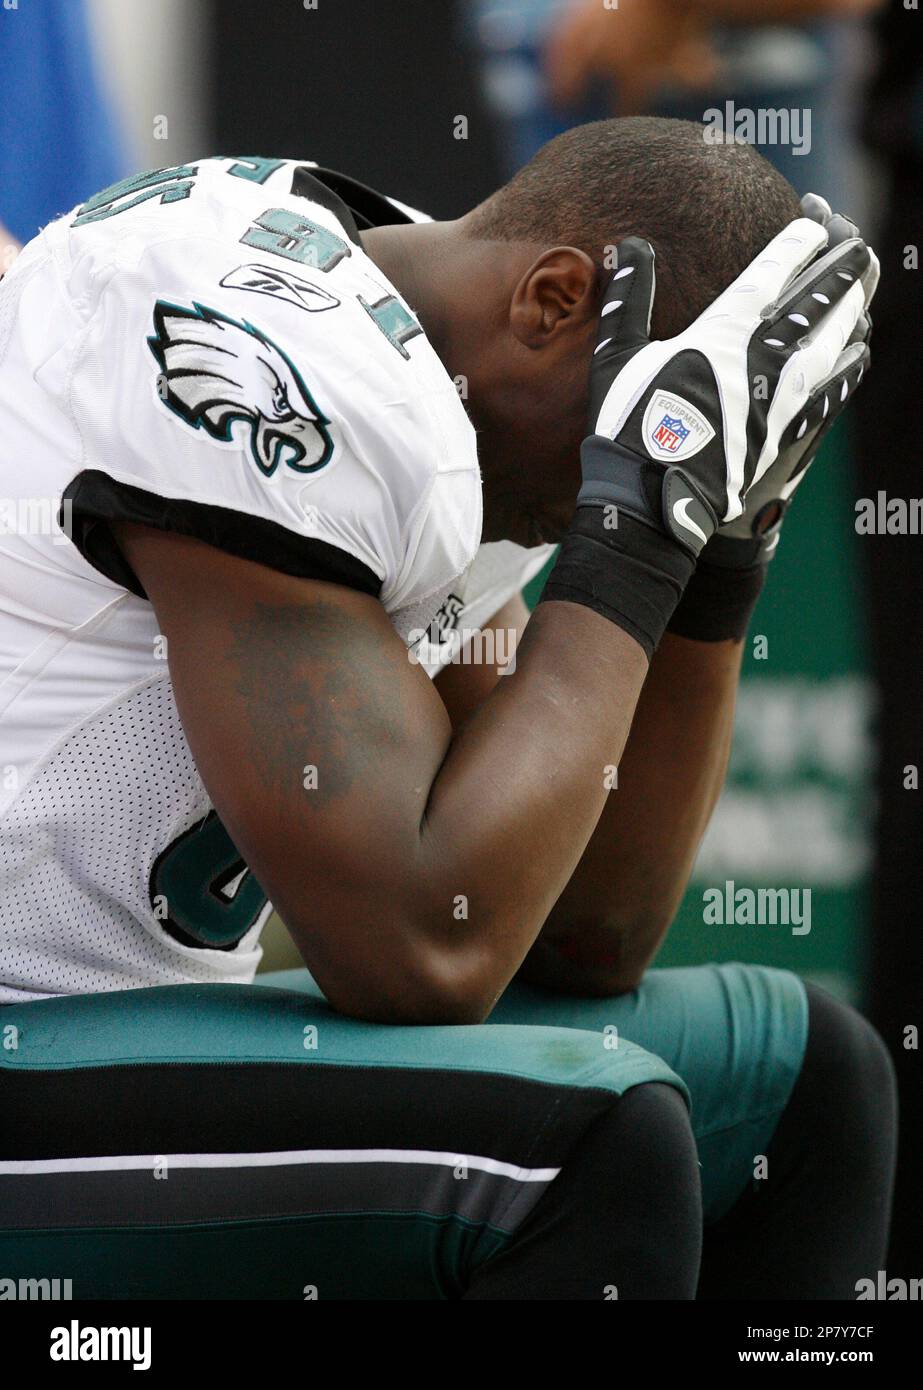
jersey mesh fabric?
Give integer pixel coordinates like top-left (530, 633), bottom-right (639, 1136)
top-left (0, 677), bottom-right (266, 1003)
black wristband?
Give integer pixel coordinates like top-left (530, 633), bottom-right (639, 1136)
top-left (667, 554), bottom-right (766, 642)
top-left (539, 507), bottom-right (695, 660)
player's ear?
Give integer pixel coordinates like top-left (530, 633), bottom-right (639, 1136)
top-left (509, 246), bottom-right (598, 348)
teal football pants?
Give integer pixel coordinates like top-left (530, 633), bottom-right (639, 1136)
top-left (0, 962), bottom-right (807, 1297)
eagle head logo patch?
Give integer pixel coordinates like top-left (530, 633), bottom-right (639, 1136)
top-left (148, 300), bottom-right (334, 476)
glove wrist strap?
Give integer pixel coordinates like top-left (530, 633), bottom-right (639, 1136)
top-left (666, 512), bottom-right (785, 642)
top-left (577, 435), bottom-right (718, 558)
top-left (540, 507), bottom-right (695, 661)
top-left (667, 550), bottom-right (766, 642)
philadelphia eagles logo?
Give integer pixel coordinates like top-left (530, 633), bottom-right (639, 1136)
top-left (148, 300), bottom-right (334, 476)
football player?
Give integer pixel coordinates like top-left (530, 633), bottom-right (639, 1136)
top-left (0, 118), bottom-right (894, 1299)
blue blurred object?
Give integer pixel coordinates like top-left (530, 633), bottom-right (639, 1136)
top-left (0, 0), bottom-right (126, 243)
top-left (655, 23), bottom-right (865, 217)
top-left (463, 0), bottom-right (606, 176)
top-left (465, 0), bottom-right (866, 216)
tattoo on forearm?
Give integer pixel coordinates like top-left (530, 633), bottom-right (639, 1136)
top-left (226, 600), bottom-right (404, 804)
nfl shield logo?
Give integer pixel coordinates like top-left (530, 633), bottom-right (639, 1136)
top-left (651, 414), bottom-right (690, 454)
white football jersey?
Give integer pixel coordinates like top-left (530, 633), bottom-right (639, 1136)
top-left (0, 156), bottom-right (552, 1002)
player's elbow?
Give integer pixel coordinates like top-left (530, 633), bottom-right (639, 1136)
top-left (293, 912), bottom-right (501, 1026)
top-left (575, 931), bottom-right (654, 995)
top-left (521, 911), bottom-right (666, 998)
top-left (321, 954), bottom-right (497, 1026)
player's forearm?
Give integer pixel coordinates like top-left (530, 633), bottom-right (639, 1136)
top-left (519, 631), bottom-right (743, 995)
top-left (405, 600), bottom-right (648, 1009)
top-left (300, 599), bottom-right (651, 1024)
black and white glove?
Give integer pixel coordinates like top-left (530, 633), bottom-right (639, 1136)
top-left (541, 213), bottom-right (875, 657)
top-left (702, 193), bottom-right (878, 569)
top-left (581, 216), bottom-right (873, 554)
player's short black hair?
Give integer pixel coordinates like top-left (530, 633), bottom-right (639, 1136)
top-left (465, 116), bottom-right (802, 339)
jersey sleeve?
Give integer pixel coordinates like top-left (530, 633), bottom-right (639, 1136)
top-left (412, 540), bottom-right (557, 680)
top-left (57, 206), bottom-right (478, 611)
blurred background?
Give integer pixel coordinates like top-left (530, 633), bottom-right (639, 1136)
top-left (1, 0), bottom-right (918, 1277)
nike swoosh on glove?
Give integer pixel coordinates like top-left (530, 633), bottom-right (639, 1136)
top-left (579, 216), bottom-right (874, 557)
